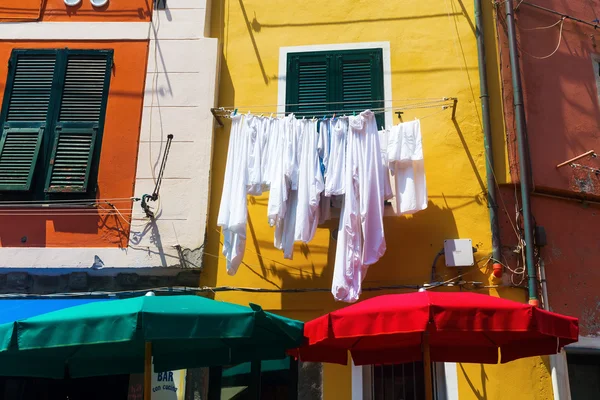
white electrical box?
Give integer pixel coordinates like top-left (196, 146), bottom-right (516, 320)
top-left (444, 239), bottom-right (474, 267)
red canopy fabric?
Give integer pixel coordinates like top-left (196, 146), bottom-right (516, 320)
top-left (294, 291), bottom-right (579, 365)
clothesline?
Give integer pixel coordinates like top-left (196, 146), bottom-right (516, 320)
top-left (210, 97), bottom-right (458, 127)
top-left (215, 97), bottom-right (455, 109)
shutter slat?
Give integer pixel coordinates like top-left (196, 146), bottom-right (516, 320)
top-left (58, 55), bottom-right (109, 123)
top-left (296, 60), bottom-right (328, 114)
top-left (342, 60), bottom-right (373, 111)
top-left (45, 128), bottom-right (96, 193)
top-left (0, 127), bottom-right (44, 191)
top-left (6, 54), bottom-right (56, 122)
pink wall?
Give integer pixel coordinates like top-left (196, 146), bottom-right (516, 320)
top-left (496, 1), bottom-right (600, 336)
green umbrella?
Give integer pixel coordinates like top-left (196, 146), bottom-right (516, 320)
top-left (0, 295), bottom-right (304, 382)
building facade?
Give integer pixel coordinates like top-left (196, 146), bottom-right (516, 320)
top-left (493, 0), bottom-right (600, 398)
top-left (0, 0), bottom-right (217, 292)
top-left (204, 0), bottom-right (556, 398)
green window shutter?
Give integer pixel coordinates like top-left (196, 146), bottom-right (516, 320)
top-left (337, 49), bottom-right (385, 128)
top-left (5, 53), bottom-right (56, 122)
top-left (286, 49), bottom-right (384, 127)
top-left (0, 127), bottom-right (44, 191)
top-left (44, 51), bottom-right (111, 193)
top-left (45, 127), bottom-right (97, 192)
top-left (285, 54), bottom-right (332, 116)
top-left (0, 51), bottom-right (58, 192)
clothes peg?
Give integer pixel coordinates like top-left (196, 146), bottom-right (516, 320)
top-left (233, 108), bottom-right (238, 116)
top-left (352, 111), bottom-right (356, 116)
top-left (322, 115), bottom-right (327, 120)
top-left (270, 113), bottom-right (273, 118)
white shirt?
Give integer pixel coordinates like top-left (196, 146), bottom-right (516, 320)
top-left (332, 110), bottom-right (387, 302)
top-left (217, 114), bottom-right (249, 275)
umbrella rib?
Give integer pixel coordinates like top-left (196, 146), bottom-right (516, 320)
top-left (482, 332), bottom-right (498, 347)
top-left (349, 336), bottom-right (363, 350)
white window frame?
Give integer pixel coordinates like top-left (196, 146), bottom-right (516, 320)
top-left (277, 42), bottom-right (393, 129)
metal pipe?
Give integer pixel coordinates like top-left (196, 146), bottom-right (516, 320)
top-left (475, 0), bottom-right (503, 278)
top-left (504, 0), bottom-right (539, 305)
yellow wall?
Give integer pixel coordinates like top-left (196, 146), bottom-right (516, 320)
top-left (206, 0), bottom-right (550, 398)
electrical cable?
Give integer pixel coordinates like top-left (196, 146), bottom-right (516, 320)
top-left (519, 17), bottom-right (565, 60)
top-left (0, 197), bottom-right (139, 205)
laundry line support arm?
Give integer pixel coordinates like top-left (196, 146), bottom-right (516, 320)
top-left (210, 107), bottom-right (225, 128)
top-left (394, 97), bottom-right (458, 121)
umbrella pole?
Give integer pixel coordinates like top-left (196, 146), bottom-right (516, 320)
top-left (144, 342), bottom-right (152, 400)
top-left (423, 333), bottom-right (433, 400)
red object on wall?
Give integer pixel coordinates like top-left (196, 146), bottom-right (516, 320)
top-left (293, 291), bottom-right (579, 366)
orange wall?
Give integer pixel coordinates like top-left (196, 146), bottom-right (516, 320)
top-left (0, 0), bottom-right (152, 22)
top-left (0, 40), bottom-right (148, 247)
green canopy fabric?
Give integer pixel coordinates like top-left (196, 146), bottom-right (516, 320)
top-left (0, 295), bottom-right (304, 379)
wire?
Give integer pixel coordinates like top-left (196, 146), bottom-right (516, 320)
top-left (213, 103), bottom-right (457, 120)
top-left (519, 17), bottom-right (565, 60)
top-left (0, 197), bottom-right (138, 205)
top-left (216, 98), bottom-right (452, 109)
top-left (520, 17), bottom-right (564, 31)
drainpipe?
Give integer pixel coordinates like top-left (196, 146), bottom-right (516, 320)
top-left (474, 0), bottom-right (503, 278)
top-left (504, 0), bottom-right (539, 306)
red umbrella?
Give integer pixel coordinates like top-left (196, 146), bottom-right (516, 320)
top-left (293, 291), bottom-right (578, 399)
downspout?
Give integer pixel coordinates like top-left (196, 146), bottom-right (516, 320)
top-left (504, 0), bottom-right (539, 306)
top-left (474, 0), bottom-right (503, 278)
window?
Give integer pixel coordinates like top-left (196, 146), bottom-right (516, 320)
top-left (567, 352), bottom-right (600, 398)
top-left (285, 48), bottom-right (385, 128)
top-left (368, 362), bottom-right (425, 400)
top-left (0, 49), bottom-right (113, 201)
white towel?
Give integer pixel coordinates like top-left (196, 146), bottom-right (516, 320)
top-left (388, 120), bottom-right (428, 215)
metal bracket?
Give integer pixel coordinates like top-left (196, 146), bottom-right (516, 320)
top-left (210, 108), bottom-right (226, 128)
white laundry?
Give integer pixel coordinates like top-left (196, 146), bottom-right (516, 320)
top-left (295, 119), bottom-right (324, 242)
top-left (270, 114), bottom-right (301, 259)
top-left (217, 113), bottom-right (249, 275)
top-left (246, 114), bottom-right (263, 196)
top-left (318, 119), bottom-right (330, 176)
top-left (332, 110), bottom-right (387, 303)
top-left (388, 119), bottom-right (428, 214)
top-left (355, 111), bottom-right (387, 266)
top-left (324, 117), bottom-right (348, 196)
top-left (260, 117), bottom-right (277, 190)
top-left (378, 128), bottom-right (394, 202)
